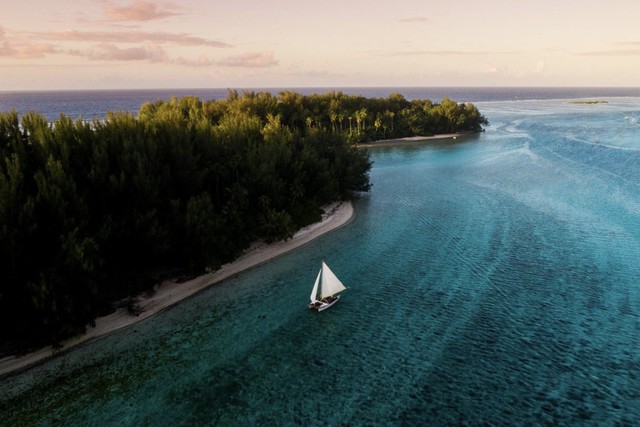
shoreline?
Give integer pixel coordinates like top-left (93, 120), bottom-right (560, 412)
top-left (359, 133), bottom-right (468, 148)
top-left (0, 200), bottom-right (354, 378)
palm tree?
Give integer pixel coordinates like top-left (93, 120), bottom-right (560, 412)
top-left (374, 115), bottom-right (382, 135)
top-left (355, 108), bottom-right (368, 132)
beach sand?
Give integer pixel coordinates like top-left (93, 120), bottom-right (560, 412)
top-left (0, 200), bottom-right (354, 377)
top-left (358, 133), bottom-right (465, 148)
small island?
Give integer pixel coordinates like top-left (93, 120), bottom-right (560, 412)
top-left (569, 100), bottom-right (608, 104)
top-left (0, 91), bottom-right (488, 357)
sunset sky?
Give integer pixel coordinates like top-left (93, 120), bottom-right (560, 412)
top-left (2, 0), bottom-right (640, 90)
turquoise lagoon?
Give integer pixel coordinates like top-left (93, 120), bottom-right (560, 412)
top-left (3, 97), bottom-right (640, 425)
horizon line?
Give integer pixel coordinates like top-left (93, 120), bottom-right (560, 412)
top-left (2, 85), bottom-right (640, 94)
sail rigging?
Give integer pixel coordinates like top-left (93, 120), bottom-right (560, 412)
top-left (309, 261), bottom-right (347, 311)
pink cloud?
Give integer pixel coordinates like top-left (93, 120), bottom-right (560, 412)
top-left (68, 43), bottom-right (223, 69)
top-left (70, 43), bottom-right (168, 62)
top-left (44, 29), bottom-right (231, 48)
top-left (17, 44), bottom-right (57, 58)
top-left (105, 1), bottom-right (179, 22)
top-left (0, 40), bottom-right (57, 59)
top-left (218, 52), bottom-right (278, 68)
top-left (174, 55), bottom-right (214, 67)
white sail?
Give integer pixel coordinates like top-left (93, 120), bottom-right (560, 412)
top-left (310, 269), bottom-right (321, 303)
top-left (320, 261), bottom-right (347, 299)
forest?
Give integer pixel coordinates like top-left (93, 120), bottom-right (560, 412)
top-left (0, 91), bottom-right (487, 352)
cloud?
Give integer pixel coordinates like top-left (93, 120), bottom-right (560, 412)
top-left (40, 29), bottom-right (231, 48)
top-left (218, 52), bottom-right (278, 68)
top-left (4, 24), bottom-right (278, 71)
top-left (16, 44), bottom-right (58, 58)
top-left (486, 64), bottom-right (510, 75)
top-left (69, 47), bottom-right (278, 70)
top-left (70, 43), bottom-right (168, 62)
top-left (484, 60), bottom-right (546, 79)
top-left (399, 17), bottom-right (428, 23)
top-left (105, 1), bottom-right (180, 22)
top-left (0, 40), bottom-right (58, 59)
top-left (2, 25), bottom-right (231, 65)
top-left (174, 55), bottom-right (214, 67)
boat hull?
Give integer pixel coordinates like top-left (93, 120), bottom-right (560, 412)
top-left (309, 295), bottom-right (340, 312)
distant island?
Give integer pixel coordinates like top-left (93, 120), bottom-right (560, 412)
top-left (0, 91), bottom-right (488, 353)
top-left (569, 100), bottom-right (608, 104)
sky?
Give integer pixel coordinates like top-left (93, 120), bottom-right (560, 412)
top-left (2, 0), bottom-right (640, 90)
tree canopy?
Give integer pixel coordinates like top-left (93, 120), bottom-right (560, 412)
top-left (206, 90), bottom-right (488, 144)
top-left (0, 91), bottom-right (486, 353)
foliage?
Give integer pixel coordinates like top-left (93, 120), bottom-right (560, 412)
top-left (0, 91), bottom-right (486, 351)
top-left (263, 91), bottom-right (488, 143)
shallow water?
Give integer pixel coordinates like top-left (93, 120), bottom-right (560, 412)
top-left (3, 97), bottom-right (640, 425)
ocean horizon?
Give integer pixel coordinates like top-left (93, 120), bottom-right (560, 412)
top-left (3, 87), bottom-right (640, 121)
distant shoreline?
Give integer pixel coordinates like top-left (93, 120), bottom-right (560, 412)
top-left (568, 100), bottom-right (608, 105)
top-left (0, 201), bottom-right (354, 378)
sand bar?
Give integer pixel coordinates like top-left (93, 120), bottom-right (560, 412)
top-left (359, 133), bottom-right (466, 148)
top-left (0, 201), bottom-right (354, 377)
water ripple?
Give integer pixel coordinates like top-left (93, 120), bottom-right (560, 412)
top-left (4, 98), bottom-right (640, 425)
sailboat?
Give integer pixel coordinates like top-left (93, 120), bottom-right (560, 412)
top-left (308, 261), bottom-right (347, 311)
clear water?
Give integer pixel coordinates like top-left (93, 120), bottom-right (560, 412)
top-left (3, 94), bottom-right (640, 425)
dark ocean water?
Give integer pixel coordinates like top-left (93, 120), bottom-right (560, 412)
top-left (2, 89), bottom-right (640, 425)
top-left (2, 87), bottom-right (640, 121)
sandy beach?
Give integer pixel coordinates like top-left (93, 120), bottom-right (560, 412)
top-left (358, 133), bottom-right (466, 148)
top-left (0, 201), bottom-right (354, 377)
